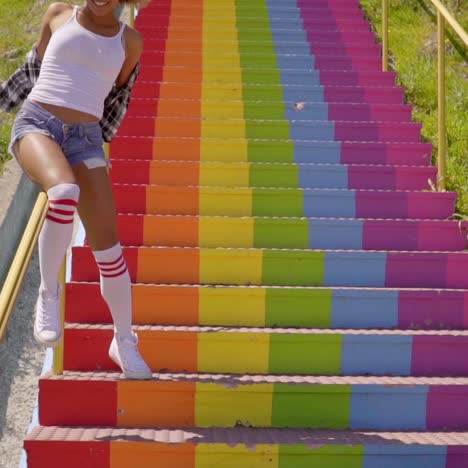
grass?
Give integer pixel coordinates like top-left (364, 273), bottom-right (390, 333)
top-left (360, 0), bottom-right (468, 214)
top-left (0, 0), bottom-right (47, 174)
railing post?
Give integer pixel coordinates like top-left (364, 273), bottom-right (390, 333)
top-left (437, 11), bottom-right (446, 191)
top-left (382, 0), bottom-right (389, 71)
top-left (52, 261), bottom-right (66, 375)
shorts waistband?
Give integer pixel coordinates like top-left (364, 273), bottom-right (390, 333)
top-left (23, 100), bottom-right (101, 130)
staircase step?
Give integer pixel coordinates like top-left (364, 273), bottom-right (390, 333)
top-left (64, 324), bottom-right (468, 377)
top-left (135, 17), bottom-right (373, 33)
top-left (138, 11), bottom-right (366, 22)
top-left (66, 283), bottom-right (468, 330)
top-left (140, 28), bottom-right (377, 45)
top-left (109, 138), bottom-right (432, 166)
top-left (146, 0), bottom-right (363, 7)
top-left (132, 83), bottom-right (405, 104)
top-left (111, 184), bottom-right (454, 220)
top-left (142, 38), bottom-right (381, 56)
top-left (26, 426), bottom-right (467, 468)
top-left (113, 214), bottom-right (465, 251)
top-left (110, 160), bottom-right (434, 190)
top-left (143, 6), bottom-right (365, 16)
top-left (118, 117), bottom-right (421, 142)
top-left (71, 246), bottom-right (468, 289)
top-left (140, 51), bottom-right (382, 71)
top-left (140, 29), bottom-right (378, 44)
top-left (129, 99), bottom-right (413, 122)
top-left (138, 67), bottom-right (398, 87)
top-left (128, 98), bottom-right (412, 121)
top-left (38, 371), bottom-right (468, 431)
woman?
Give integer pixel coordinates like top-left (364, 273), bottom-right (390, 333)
top-left (2, 0), bottom-right (151, 379)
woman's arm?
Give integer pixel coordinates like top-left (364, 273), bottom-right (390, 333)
top-left (115, 26), bottom-right (144, 89)
top-left (36, 2), bottom-right (73, 60)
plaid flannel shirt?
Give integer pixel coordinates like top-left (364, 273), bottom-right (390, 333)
top-left (0, 47), bottom-right (139, 142)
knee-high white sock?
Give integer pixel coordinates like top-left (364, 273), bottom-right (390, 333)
top-left (93, 243), bottom-right (133, 338)
top-left (39, 183), bottom-right (80, 293)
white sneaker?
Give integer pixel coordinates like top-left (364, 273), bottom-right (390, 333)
top-left (109, 331), bottom-right (152, 380)
top-left (34, 286), bottom-right (62, 348)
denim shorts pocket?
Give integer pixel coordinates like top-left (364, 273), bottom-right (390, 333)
top-left (16, 112), bottom-right (47, 126)
top-left (84, 126), bottom-right (104, 146)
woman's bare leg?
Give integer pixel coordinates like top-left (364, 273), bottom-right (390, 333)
top-left (14, 134), bottom-right (80, 346)
top-left (72, 162), bottom-right (151, 379)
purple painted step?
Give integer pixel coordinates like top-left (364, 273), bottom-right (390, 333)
top-left (340, 142), bottom-right (432, 166)
top-left (302, 18), bottom-right (371, 32)
top-left (306, 30), bottom-right (377, 43)
top-left (308, 42), bottom-right (382, 56)
top-left (328, 103), bottom-right (412, 121)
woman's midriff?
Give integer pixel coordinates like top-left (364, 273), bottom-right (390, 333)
top-left (30, 100), bottom-right (99, 124)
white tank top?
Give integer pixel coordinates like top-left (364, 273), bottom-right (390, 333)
top-left (29, 6), bottom-right (126, 119)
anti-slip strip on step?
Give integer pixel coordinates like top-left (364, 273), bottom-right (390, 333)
top-left (26, 426), bottom-right (468, 446)
top-left (65, 324), bottom-right (468, 336)
top-left (44, 371), bottom-right (468, 385)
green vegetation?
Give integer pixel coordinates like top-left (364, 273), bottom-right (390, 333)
top-left (361, 0), bottom-right (468, 214)
top-left (0, 0), bottom-right (46, 173)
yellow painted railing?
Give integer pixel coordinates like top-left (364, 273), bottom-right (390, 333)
top-left (0, 193), bottom-right (48, 343)
top-left (381, 0), bottom-right (468, 191)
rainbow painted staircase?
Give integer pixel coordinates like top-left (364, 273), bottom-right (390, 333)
top-left (23, 0), bottom-right (468, 466)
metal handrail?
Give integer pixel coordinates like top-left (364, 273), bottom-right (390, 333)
top-left (381, 0), bottom-right (468, 191)
top-left (0, 193), bottom-right (48, 344)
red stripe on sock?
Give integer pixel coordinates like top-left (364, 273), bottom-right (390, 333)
top-left (97, 254), bottom-right (124, 267)
top-left (101, 265), bottom-right (128, 278)
top-left (49, 199), bottom-right (78, 207)
top-left (46, 214), bottom-right (74, 224)
top-left (48, 207), bottom-right (75, 217)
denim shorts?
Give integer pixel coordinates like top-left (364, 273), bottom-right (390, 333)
top-left (9, 100), bottom-right (108, 169)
